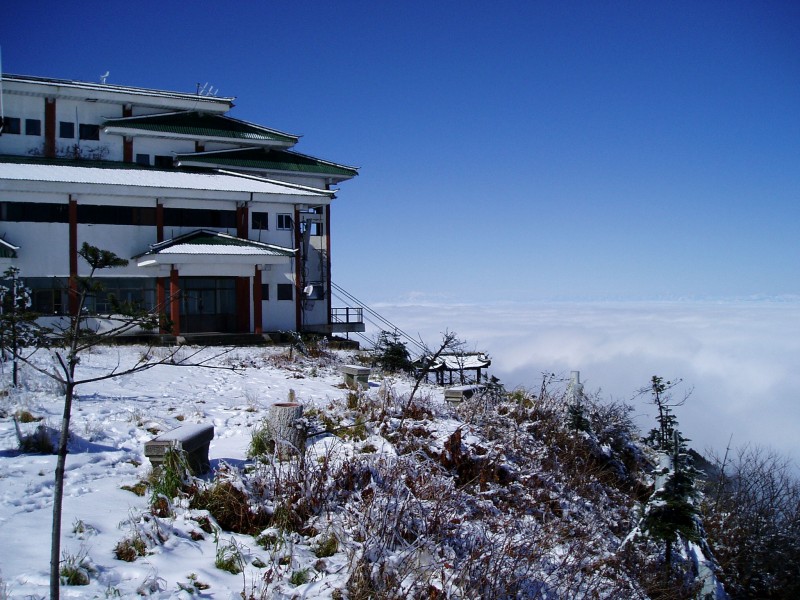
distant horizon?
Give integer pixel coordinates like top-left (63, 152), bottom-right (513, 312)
top-left (356, 297), bottom-right (800, 464)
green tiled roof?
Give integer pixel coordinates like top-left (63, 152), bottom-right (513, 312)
top-left (103, 111), bottom-right (299, 144)
top-left (176, 148), bottom-right (358, 179)
top-left (135, 229), bottom-right (295, 259)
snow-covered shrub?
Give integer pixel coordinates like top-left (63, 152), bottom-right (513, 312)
top-left (214, 537), bottom-right (244, 574)
top-left (190, 476), bottom-right (269, 535)
top-left (113, 534), bottom-right (147, 562)
top-left (59, 548), bottom-right (95, 586)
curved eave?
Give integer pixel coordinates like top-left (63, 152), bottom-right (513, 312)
top-left (175, 149), bottom-right (359, 183)
top-left (136, 252), bottom-right (293, 268)
top-left (103, 126), bottom-right (295, 149)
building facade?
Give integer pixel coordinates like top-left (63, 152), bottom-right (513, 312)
top-left (0, 74), bottom-right (363, 337)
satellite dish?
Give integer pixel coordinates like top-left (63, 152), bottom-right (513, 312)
top-left (100, 71), bottom-right (109, 84)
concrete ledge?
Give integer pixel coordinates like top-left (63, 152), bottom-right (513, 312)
top-left (342, 364), bottom-right (370, 390)
top-left (444, 384), bottom-right (486, 403)
top-left (144, 423), bottom-right (214, 474)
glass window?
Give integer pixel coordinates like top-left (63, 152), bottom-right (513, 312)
top-left (59, 121), bottom-right (75, 139)
top-left (26, 278), bottom-right (69, 315)
top-left (251, 211), bottom-right (268, 230)
top-left (135, 154), bottom-right (150, 166)
top-left (277, 214), bottom-right (293, 230)
top-left (154, 155), bottom-right (173, 168)
top-left (164, 208), bottom-right (237, 229)
top-left (260, 284), bottom-right (269, 301)
top-left (25, 119), bottom-right (42, 136)
top-left (79, 124), bottom-right (100, 140)
top-left (2, 117), bottom-right (21, 134)
top-left (277, 283), bottom-right (293, 301)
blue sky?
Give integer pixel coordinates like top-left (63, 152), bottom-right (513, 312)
top-left (2, 2), bottom-right (799, 457)
top-left (3, 1), bottom-right (799, 303)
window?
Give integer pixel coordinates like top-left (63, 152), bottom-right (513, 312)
top-left (302, 221), bottom-right (323, 236)
top-left (2, 117), bottom-right (21, 134)
top-left (79, 124), bottom-right (100, 140)
top-left (164, 207), bottom-right (237, 229)
top-left (277, 284), bottom-right (293, 301)
top-left (0, 201), bottom-right (69, 223)
top-left (59, 121), bottom-right (75, 139)
top-left (154, 155), bottom-right (173, 168)
top-left (260, 284), bottom-right (269, 301)
top-left (26, 278), bottom-right (69, 314)
top-left (25, 119), bottom-right (42, 136)
top-left (77, 205), bottom-right (156, 226)
top-left (251, 211), bottom-right (268, 230)
top-left (277, 214), bottom-right (293, 230)
top-left (135, 153), bottom-right (150, 166)
top-left (82, 278), bottom-right (156, 313)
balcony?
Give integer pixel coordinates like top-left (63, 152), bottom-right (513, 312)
top-left (302, 307), bottom-right (365, 335)
top-left (330, 307), bottom-right (366, 333)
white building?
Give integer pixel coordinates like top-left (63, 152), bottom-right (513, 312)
top-left (0, 74), bottom-right (364, 338)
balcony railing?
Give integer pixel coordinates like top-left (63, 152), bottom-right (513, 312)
top-left (332, 307), bottom-right (363, 324)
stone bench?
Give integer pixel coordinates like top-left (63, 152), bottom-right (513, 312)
top-left (342, 364), bottom-right (371, 390)
top-left (144, 423), bottom-right (214, 475)
top-left (444, 384), bottom-right (486, 403)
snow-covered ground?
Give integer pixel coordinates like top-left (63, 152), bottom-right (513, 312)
top-left (0, 344), bottom-right (399, 599)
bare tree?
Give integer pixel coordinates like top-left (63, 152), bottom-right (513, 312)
top-left (703, 444), bottom-right (800, 599)
top-left (8, 243), bottom-right (232, 600)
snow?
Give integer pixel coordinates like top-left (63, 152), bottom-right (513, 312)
top-left (0, 345), bottom-right (362, 599)
top-left (0, 162), bottom-right (328, 197)
top-left (0, 344), bottom-right (730, 599)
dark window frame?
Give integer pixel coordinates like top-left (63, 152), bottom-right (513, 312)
top-left (154, 155), bottom-right (173, 168)
top-left (79, 123), bottom-right (100, 141)
top-left (25, 119), bottom-right (42, 136)
top-left (3, 117), bottom-right (21, 135)
top-left (59, 121), bottom-right (75, 139)
top-left (277, 213), bottom-right (293, 230)
top-left (251, 211), bottom-right (269, 230)
top-left (277, 283), bottom-right (293, 301)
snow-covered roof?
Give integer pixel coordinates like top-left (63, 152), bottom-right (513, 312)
top-left (134, 229), bottom-right (295, 267)
top-left (429, 353), bottom-right (492, 371)
top-left (0, 160), bottom-right (333, 199)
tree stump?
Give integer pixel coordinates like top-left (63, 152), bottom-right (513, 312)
top-left (268, 402), bottom-right (305, 460)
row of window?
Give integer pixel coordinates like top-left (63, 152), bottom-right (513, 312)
top-left (251, 212), bottom-right (323, 235)
top-left (252, 211), bottom-right (295, 231)
top-left (0, 201), bottom-right (321, 234)
top-left (25, 277), bottom-right (296, 315)
top-left (1, 117), bottom-right (101, 140)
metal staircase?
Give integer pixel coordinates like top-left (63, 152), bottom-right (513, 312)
top-left (331, 282), bottom-right (426, 353)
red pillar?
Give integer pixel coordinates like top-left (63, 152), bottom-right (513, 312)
top-left (252, 267), bottom-right (263, 335)
top-left (236, 204), bottom-right (248, 238)
top-left (170, 267), bottom-right (181, 336)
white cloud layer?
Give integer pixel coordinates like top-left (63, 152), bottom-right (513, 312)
top-left (368, 300), bottom-right (800, 462)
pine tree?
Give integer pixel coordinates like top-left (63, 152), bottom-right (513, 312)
top-left (0, 267), bottom-right (50, 387)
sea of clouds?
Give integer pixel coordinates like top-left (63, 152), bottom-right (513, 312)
top-left (366, 299), bottom-right (800, 463)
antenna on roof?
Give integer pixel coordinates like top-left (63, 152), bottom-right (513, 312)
top-left (195, 82), bottom-right (219, 97)
top-left (100, 71), bottom-right (109, 84)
